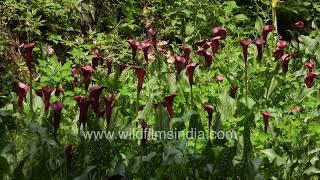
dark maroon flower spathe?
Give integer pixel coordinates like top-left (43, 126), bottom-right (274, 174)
top-left (17, 82), bottom-right (29, 110)
top-left (304, 72), bottom-right (317, 88)
top-left (89, 86), bottom-right (105, 113)
top-left (42, 86), bottom-right (55, 111)
top-left (280, 54), bottom-right (292, 73)
top-left (51, 101), bottom-right (64, 132)
top-left (262, 25), bottom-right (273, 44)
top-left (65, 144), bottom-right (73, 170)
top-left (253, 38), bottom-right (265, 63)
top-left (163, 93), bottom-right (177, 119)
top-left (186, 63), bottom-right (198, 86)
top-left (180, 45), bottom-right (191, 63)
top-left (140, 41), bottom-right (152, 63)
top-left (203, 103), bottom-right (215, 129)
top-left (262, 112), bottom-right (271, 132)
top-left (292, 21), bottom-right (304, 28)
top-left (174, 56), bottom-right (186, 75)
top-left (196, 49), bottom-right (213, 67)
top-left (211, 27), bottom-right (227, 39)
top-left (81, 65), bottom-right (94, 91)
top-left (128, 39), bottom-right (139, 61)
top-left (305, 62), bottom-right (315, 73)
top-left (210, 36), bottom-right (221, 55)
top-left (240, 39), bottom-right (251, 63)
top-left (148, 28), bottom-right (160, 51)
top-left (133, 66), bottom-right (146, 95)
top-left (102, 93), bottom-right (116, 126)
top-left (139, 119), bottom-right (149, 145)
top-left (21, 43), bottom-right (36, 70)
top-left (74, 96), bottom-right (92, 129)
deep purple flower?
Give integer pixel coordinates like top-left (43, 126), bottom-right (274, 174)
top-left (262, 112), bottom-right (271, 132)
top-left (65, 144), bottom-right (73, 170)
top-left (203, 103), bottom-right (215, 129)
top-left (90, 49), bottom-right (102, 69)
top-left (240, 39), bottom-right (251, 63)
top-left (273, 47), bottom-right (284, 60)
top-left (128, 39), bottom-right (139, 61)
top-left (17, 83), bottom-right (29, 110)
top-left (139, 118), bottom-right (149, 145)
top-left (140, 41), bottom-right (152, 63)
top-left (133, 66), bottom-right (146, 95)
top-left (277, 41), bottom-right (288, 49)
top-left (55, 88), bottom-right (65, 96)
top-left (106, 59), bottom-right (113, 75)
top-left (280, 54), bottom-right (293, 73)
top-left (81, 65), bottom-right (94, 91)
top-left (230, 85), bottom-right (238, 98)
top-left (51, 101), bottom-right (64, 132)
top-left (174, 56), bottom-right (186, 75)
top-left (304, 71), bottom-right (317, 88)
top-left (180, 45), bottom-right (191, 63)
top-left (253, 38), bottom-right (265, 63)
top-left (210, 36), bottom-right (221, 55)
top-left (119, 64), bottom-right (128, 74)
top-left (74, 96), bottom-right (92, 129)
top-left (89, 86), bottom-right (105, 113)
top-left (148, 28), bottom-right (160, 51)
top-left (292, 21), bottom-right (304, 28)
top-left (21, 42), bottom-right (36, 70)
top-left (186, 63), bottom-right (198, 86)
top-left (102, 93), bottom-right (116, 126)
top-left (163, 93), bottom-right (177, 119)
top-left (305, 62), bottom-right (315, 73)
top-left (42, 86), bottom-right (55, 111)
top-left (194, 39), bottom-right (207, 47)
top-left (216, 75), bottom-right (224, 83)
top-left (196, 49), bottom-right (213, 67)
top-left (211, 27), bottom-right (227, 39)
top-left (262, 25), bottom-right (273, 44)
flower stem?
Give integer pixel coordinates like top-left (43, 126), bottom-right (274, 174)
top-left (29, 70), bottom-right (33, 115)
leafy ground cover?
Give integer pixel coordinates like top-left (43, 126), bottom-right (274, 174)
top-left (1, 0), bottom-right (320, 179)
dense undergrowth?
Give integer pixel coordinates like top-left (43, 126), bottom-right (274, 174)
top-left (1, 0), bottom-right (320, 179)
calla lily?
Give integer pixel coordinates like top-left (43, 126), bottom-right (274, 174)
top-left (253, 38), bottom-right (265, 63)
top-left (292, 21), bottom-right (304, 28)
top-left (51, 101), bottom-right (64, 132)
top-left (133, 66), bottom-right (146, 95)
top-left (55, 88), bottom-right (65, 96)
top-left (216, 75), bottom-right (224, 83)
top-left (277, 41), bottom-right (288, 48)
top-left (81, 65), bottom-right (94, 91)
top-left (273, 47), bottom-right (284, 60)
top-left (180, 45), bottom-right (191, 63)
top-left (119, 64), bottom-right (128, 74)
top-left (291, 106), bottom-right (302, 113)
top-left (140, 41), bottom-right (152, 63)
top-left (128, 39), bottom-right (139, 61)
top-left (106, 59), bottom-right (113, 75)
top-left (42, 86), bottom-right (55, 111)
top-left (17, 83), bottom-right (29, 110)
top-left (186, 63), bottom-right (198, 86)
top-left (230, 85), bottom-right (238, 98)
top-left (262, 25), bottom-right (273, 44)
top-left (210, 36), bottom-right (221, 55)
top-left (211, 27), bottom-right (227, 39)
top-left (280, 54), bottom-right (292, 73)
top-left (194, 39), bottom-right (207, 47)
top-left (203, 103), bottom-right (215, 129)
top-left (74, 96), bottom-right (92, 129)
top-left (139, 118), bottom-right (149, 145)
top-left (304, 71), bottom-right (317, 88)
top-left (65, 144), bottom-right (73, 170)
top-left (103, 93), bottom-right (116, 126)
top-left (240, 39), bottom-right (251, 63)
top-left (174, 56), bottom-right (186, 75)
top-left (21, 42), bottom-right (36, 70)
top-left (262, 112), bottom-right (271, 132)
top-left (148, 28), bottom-right (160, 51)
top-left (90, 49), bottom-right (102, 69)
top-left (196, 49), bottom-right (213, 67)
top-left (305, 62), bottom-right (315, 73)
top-left (89, 86), bottom-right (104, 113)
top-left (163, 94), bottom-right (177, 118)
